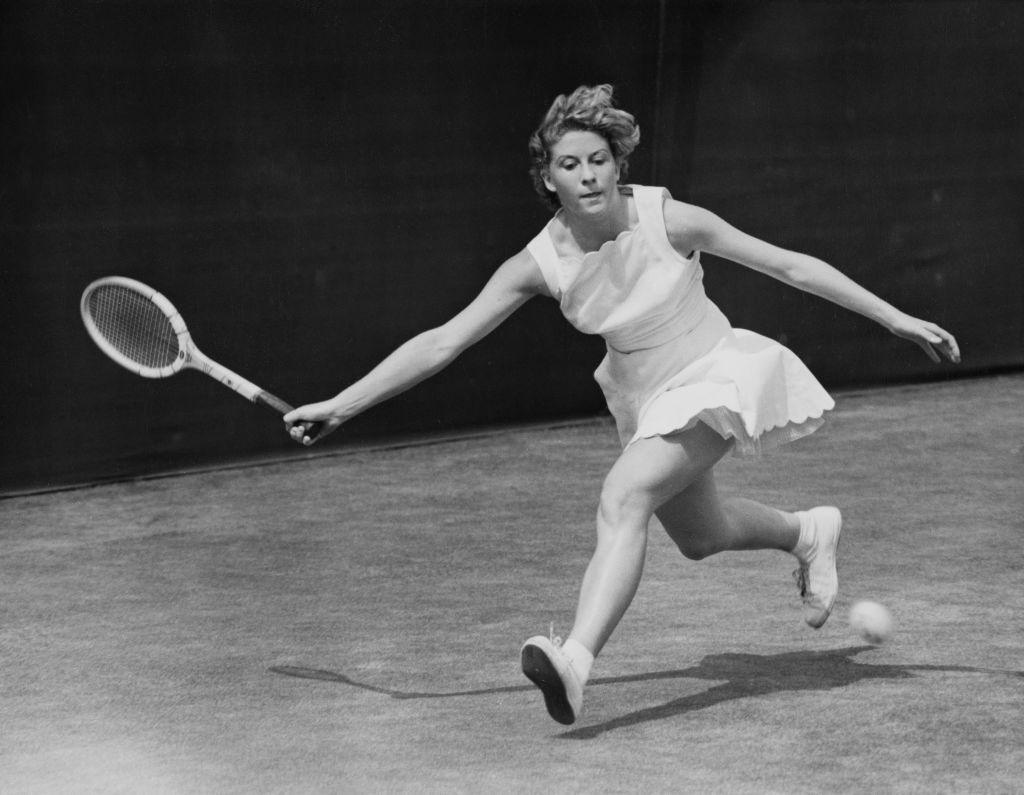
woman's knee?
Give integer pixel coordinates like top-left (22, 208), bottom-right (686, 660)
top-left (596, 427), bottom-right (731, 543)
top-left (597, 476), bottom-right (655, 537)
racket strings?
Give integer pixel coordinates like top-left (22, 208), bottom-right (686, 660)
top-left (87, 285), bottom-right (182, 368)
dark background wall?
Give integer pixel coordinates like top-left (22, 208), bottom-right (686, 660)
top-left (2, 1), bottom-right (1021, 494)
top-left (657, 1), bottom-right (1023, 385)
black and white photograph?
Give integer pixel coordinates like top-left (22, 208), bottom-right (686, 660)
top-left (2, 1), bottom-right (1021, 791)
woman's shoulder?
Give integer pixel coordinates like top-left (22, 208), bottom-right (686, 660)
top-left (659, 196), bottom-right (716, 252)
top-left (631, 185), bottom-right (702, 227)
top-left (506, 244), bottom-right (556, 298)
top-left (660, 195), bottom-right (708, 224)
top-left (623, 185), bottom-right (708, 253)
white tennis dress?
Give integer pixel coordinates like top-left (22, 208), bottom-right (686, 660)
top-left (526, 185), bottom-right (835, 455)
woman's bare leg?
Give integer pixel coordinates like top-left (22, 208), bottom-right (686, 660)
top-left (655, 469), bottom-right (800, 561)
top-left (567, 423), bottom-right (733, 656)
top-left (656, 466), bottom-right (841, 629)
top-left (521, 423), bottom-right (839, 724)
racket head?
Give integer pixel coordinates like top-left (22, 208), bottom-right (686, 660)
top-left (80, 276), bottom-right (191, 379)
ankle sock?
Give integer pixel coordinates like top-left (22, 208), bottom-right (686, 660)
top-left (792, 510), bottom-right (815, 560)
top-left (561, 638), bottom-right (594, 685)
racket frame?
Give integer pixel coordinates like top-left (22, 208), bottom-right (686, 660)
top-left (80, 276), bottom-right (289, 411)
top-left (81, 276), bottom-right (190, 379)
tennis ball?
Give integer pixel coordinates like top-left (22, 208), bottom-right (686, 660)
top-left (849, 600), bottom-right (893, 645)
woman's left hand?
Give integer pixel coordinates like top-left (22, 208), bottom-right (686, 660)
top-left (887, 312), bottom-right (961, 363)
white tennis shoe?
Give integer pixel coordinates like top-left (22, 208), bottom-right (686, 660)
top-left (793, 506), bottom-right (842, 628)
top-left (520, 634), bottom-right (583, 725)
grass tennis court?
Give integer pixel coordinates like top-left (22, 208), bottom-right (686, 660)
top-left (2, 373), bottom-right (1021, 793)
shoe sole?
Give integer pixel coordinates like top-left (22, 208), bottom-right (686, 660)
top-left (806, 507), bottom-right (842, 629)
top-left (521, 644), bottom-right (576, 725)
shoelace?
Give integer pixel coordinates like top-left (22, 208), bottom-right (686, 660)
top-left (793, 566), bottom-right (809, 598)
top-left (793, 521), bottom-right (817, 600)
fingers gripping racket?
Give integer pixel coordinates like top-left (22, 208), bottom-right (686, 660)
top-left (80, 276), bottom-right (319, 438)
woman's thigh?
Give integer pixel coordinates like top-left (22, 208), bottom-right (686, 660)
top-left (601, 422), bottom-right (733, 522)
top-left (654, 468), bottom-right (731, 559)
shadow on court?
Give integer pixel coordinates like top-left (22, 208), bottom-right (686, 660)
top-left (271, 646), bottom-right (1023, 739)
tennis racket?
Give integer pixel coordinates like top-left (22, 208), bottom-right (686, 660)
top-left (80, 275), bottom-right (319, 438)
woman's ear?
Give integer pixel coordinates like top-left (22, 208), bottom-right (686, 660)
top-left (541, 169), bottom-right (555, 194)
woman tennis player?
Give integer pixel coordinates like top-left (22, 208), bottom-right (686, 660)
top-left (284, 85), bottom-right (960, 725)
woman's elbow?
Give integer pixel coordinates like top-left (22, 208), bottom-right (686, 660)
top-left (780, 254), bottom-right (828, 287)
top-left (421, 326), bottom-right (464, 368)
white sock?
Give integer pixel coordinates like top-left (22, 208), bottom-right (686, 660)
top-left (792, 510), bottom-right (815, 561)
top-left (561, 638), bottom-right (594, 685)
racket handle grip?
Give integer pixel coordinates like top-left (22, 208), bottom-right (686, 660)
top-left (255, 390), bottom-right (294, 414)
top-left (255, 391), bottom-right (324, 442)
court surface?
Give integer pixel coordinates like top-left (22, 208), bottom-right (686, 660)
top-left (2, 373), bottom-right (1022, 793)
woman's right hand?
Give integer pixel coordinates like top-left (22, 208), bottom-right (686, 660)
top-left (284, 399), bottom-right (347, 446)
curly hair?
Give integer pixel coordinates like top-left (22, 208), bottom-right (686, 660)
top-left (528, 84), bottom-right (641, 210)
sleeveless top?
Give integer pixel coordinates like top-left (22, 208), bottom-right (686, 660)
top-left (527, 185), bottom-right (712, 353)
top-left (526, 185), bottom-right (835, 454)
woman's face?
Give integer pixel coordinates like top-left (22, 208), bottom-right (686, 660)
top-left (543, 130), bottom-right (621, 216)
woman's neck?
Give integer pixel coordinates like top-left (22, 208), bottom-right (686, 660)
top-left (560, 188), bottom-right (634, 254)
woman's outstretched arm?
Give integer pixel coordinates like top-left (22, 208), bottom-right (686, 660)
top-left (664, 200), bottom-right (961, 364)
top-left (284, 249), bottom-right (547, 444)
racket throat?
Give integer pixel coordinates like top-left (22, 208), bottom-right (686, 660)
top-left (192, 354), bottom-right (262, 402)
